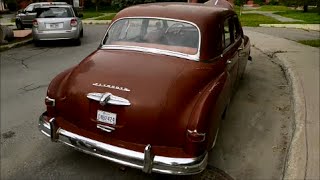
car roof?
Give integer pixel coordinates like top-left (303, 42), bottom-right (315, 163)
top-left (31, 2), bottom-right (68, 6)
top-left (114, 2), bottom-right (233, 26)
top-left (113, 2), bottom-right (236, 60)
top-left (36, 5), bottom-right (73, 8)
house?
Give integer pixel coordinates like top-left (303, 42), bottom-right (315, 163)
top-left (0, 0), bottom-right (7, 11)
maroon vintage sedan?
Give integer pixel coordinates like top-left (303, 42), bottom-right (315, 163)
top-left (39, 1), bottom-right (251, 175)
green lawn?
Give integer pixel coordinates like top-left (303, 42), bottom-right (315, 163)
top-left (275, 10), bottom-right (320, 24)
top-left (81, 7), bottom-right (118, 19)
top-left (298, 39), bottom-right (320, 47)
top-left (95, 13), bottom-right (116, 20)
top-left (82, 11), bottom-right (104, 19)
top-left (239, 13), bottom-right (281, 27)
top-left (256, 5), bottom-right (291, 11)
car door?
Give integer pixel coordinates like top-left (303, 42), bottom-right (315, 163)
top-left (222, 17), bottom-right (239, 95)
top-left (24, 4), bottom-right (38, 26)
top-left (234, 15), bottom-right (249, 80)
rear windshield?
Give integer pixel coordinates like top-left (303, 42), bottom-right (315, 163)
top-left (36, 7), bottom-right (73, 18)
top-left (103, 18), bottom-right (200, 56)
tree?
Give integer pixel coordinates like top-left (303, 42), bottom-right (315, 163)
top-left (280, 0), bottom-right (318, 12)
top-left (112, 0), bottom-right (155, 10)
top-left (235, 0), bottom-right (246, 16)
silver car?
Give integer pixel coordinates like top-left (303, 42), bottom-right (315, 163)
top-left (32, 5), bottom-right (83, 45)
top-left (16, 2), bottom-right (68, 30)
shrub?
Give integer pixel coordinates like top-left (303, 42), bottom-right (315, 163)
top-left (6, 0), bottom-right (17, 11)
top-left (235, 0), bottom-right (246, 6)
top-left (268, 0), bottom-right (279, 5)
top-left (112, 0), bottom-right (156, 10)
top-left (254, 0), bottom-right (264, 5)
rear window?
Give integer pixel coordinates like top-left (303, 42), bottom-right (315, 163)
top-left (103, 18), bottom-right (200, 56)
top-left (37, 7), bottom-right (73, 18)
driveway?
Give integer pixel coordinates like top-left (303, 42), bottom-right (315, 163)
top-left (1, 25), bottom-right (292, 179)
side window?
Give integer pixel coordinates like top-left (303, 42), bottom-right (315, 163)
top-left (25, 5), bottom-right (34, 12)
top-left (223, 18), bottom-right (232, 49)
top-left (33, 5), bottom-right (41, 11)
top-left (233, 16), bottom-right (242, 39)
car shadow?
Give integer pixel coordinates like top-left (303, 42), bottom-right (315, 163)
top-left (34, 40), bottom-right (80, 47)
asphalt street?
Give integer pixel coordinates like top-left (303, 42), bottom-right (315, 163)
top-left (1, 25), bottom-right (293, 179)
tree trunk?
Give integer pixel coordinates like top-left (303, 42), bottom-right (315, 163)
top-left (303, 4), bottom-right (308, 12)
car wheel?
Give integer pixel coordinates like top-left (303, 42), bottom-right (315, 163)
top-left (80, 29), bottom-right (83, 38)
top-left (16, 21), bottom-right (24, 30)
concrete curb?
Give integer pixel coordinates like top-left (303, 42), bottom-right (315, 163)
top-left (0, 38), bottom-right (32, 51)
top-left (246, 30), bottom-right (317, 180)
top-left (82, 20), bottom-right (111, 25)
top-left (260, 24), bottom-right (320, 31)
top-left (272, 54), bottom-right (307, 180)
top-left (0, 22), bottom-right (15, 26)
top-left (247, 30), bottom-right (308, 179)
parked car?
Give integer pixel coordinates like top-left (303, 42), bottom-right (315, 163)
top-left (32, 4), bottom-right (84, 46)
top-left (15, 2), bottom-right (68, 30)
top-left (38, 1), bottom-right (251, 175)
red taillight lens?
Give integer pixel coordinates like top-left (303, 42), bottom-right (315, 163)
top-left (187, 130), bottom-right (206, 142)
top-left (33, 19), bottom-right (38, 27)
top-left (184, 130), bottom-right (206, 156)
top-left (45, 96), bottom-right (55, 106)
top-left (45, 96), bottom-right (56, 116)
top-left (70, 18), bottom-right (78, 27)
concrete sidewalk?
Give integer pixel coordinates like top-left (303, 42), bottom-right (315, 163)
top-left (242, 11), bottom-right (303, 22)
top-left (245, 30), bottom-right (319, 180)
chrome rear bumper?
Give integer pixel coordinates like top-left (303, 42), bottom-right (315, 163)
top-left (38, 113), bottom-right (208, 175)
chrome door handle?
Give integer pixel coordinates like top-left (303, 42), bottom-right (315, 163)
top-left (226, 60), bottom-right (232, 64)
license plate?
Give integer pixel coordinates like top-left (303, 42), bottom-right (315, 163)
top-left (46, 23), bottom-right (63, 29)
top-left (97, 110), bottom-right (117, 125)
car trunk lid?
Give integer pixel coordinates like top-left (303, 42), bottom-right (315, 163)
top-left (36, 18), bottom-right (73, 31)
top-left (56, 50), bottom-right (198, 147)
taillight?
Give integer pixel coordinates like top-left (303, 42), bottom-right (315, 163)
top-left (33, 19), bottom-right (38, 27)
top-left (184, 129), bottom-right (206, 156)
top-left (45, 96), bottom-right (56, 116)
top-left (187, 130), bottom-right (206, 142)
top-left (70, 18), bottom-right (77, 27)
top-left (45, 96), bottom-right (55, 107)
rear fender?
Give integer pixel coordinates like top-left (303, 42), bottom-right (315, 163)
top-left (184, 71), bottom-right (229, 155)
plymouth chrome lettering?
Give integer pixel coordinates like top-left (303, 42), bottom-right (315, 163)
top-left (92, 83), bottom-right (130, 92)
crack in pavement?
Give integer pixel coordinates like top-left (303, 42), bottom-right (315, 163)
top-left (19, 84), bottom-right (48, 92)
top-left (5, 48), bottom-right (51, 69)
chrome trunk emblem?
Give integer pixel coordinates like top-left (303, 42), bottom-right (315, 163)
top-left (92, 83), bottom-right (130, 92)
top-left (87, 92), bottom-right (131, 106)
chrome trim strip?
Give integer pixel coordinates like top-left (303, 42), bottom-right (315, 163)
top-left (97, 124), bottom-right (115, 133)
top-left (38, 113), bottom-right (208, 175)
top-left (100, 17), bottom-right (201, 61)
top-left (87, 92), bottom-right (131, 106)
